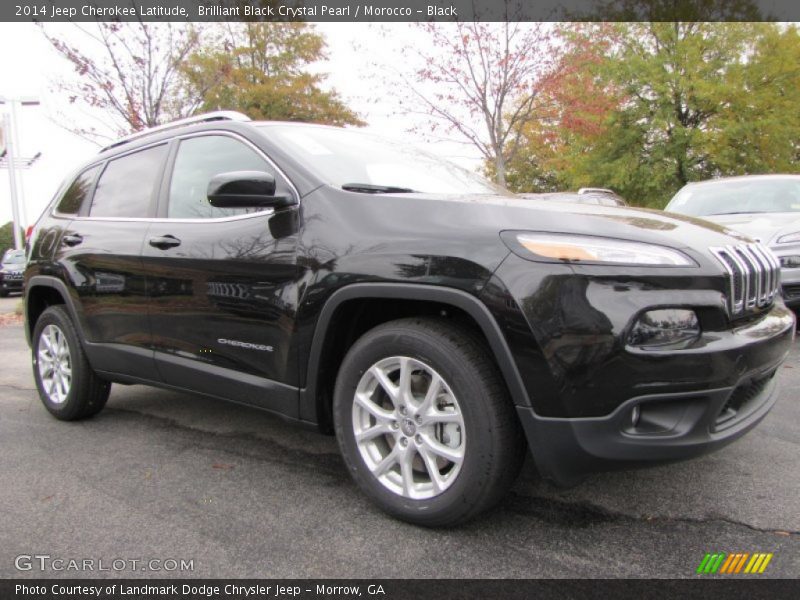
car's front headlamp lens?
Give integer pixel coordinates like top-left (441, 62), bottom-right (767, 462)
top-left (508, 233), bottom-right (695, 266)
top-left (776, 231), bottom-right (800, 244)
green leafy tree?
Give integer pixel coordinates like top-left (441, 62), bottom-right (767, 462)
top-left (182, 23), bottom-right (363, 126)
top-left (508, 22), bottom-right (800, 207)
top-left (0, 221), bottom-right (24, 256)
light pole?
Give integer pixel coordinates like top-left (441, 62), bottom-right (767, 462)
top-left (0, 96), bottom-right (41, 250)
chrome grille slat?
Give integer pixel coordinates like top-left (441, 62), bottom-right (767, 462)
top-left (710, 243), bottom-right (781, 317)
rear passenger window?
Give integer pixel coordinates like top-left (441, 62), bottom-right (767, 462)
top-left (90, 144), bottom-right (167, 218)
top-left (57, 166), bottom-right (100, 214)
top-left (167, 135), bottom-right (279, 219)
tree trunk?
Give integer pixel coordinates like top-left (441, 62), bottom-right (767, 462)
top-left (494, 153), bottom-right (507, 187)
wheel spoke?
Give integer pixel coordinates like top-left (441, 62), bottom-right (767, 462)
top-left (416, 372), bottom-right (442, 416)
top-left (354, 391), bottom-right (394, 422)
top-left (397, 357), bottom-right (412, 405)
top-left (369, 365), bottom-right (399, 405)
top-left (371, 447), bottom-right (400, 477)
top-left (426, 409), bottom-right (462, 425)
top-left (421, 433), bottom-right (464, 464)
top-left (355, 422), bottom-right (392, 443)
top-left (419, 446), bottom-right (445, 493)
top-left (399, 450), bottom-right (415, 497)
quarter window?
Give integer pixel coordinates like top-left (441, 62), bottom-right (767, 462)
top-left (90, 144), bottom-right (168, 218)
top-left (57, 165), bottom-right (101, 215)
top-left (167, 135), bottom-right (281, 219)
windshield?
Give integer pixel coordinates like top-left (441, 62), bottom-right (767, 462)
top-left (2, 250), bottom-right (25, 265)
top-left (259, 124), bottom-right (504, 195)
top-left (667, 178), bottom-right (800, 216)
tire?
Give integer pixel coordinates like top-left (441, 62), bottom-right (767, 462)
top-left (31, 305), bottom-right (110, 421)
top-left (0, 288), bottom-right (8, 298)
top-left (333, 317), bottom-right (525, 526)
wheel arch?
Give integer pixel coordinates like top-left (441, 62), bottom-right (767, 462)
top-left (25, 276), bottom-right (83, 347)
top-left (300, 283), bottom-right (532, 431)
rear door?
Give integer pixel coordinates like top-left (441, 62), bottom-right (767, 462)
top-left (54, 143), bottom-right (168, 379)
top-left (141, 132), bottom-right (301, 415)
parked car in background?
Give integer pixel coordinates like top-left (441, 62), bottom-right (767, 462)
top-left (0, 248), bottom-right (25, 297)
top-left (518, 188), bottom-right (627, 207)
top-left (665, 175), bottom-right (800, 309)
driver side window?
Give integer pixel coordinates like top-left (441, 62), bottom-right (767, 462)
top-left (167, 135), bottom-right (280, 219)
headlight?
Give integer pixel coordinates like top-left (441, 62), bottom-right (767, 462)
top-left (504, 232), bottom-right (695, 266)
top-left (776, 231), bottom-right (800, 244)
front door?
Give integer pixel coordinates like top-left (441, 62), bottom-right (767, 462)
top-left (141, 133), bottom-right (301, 416)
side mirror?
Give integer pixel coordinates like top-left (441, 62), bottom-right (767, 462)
top-left (207, 171), bottom-right (296, 209)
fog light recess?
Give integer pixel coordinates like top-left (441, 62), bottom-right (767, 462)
top-left (628, 308), bottom-right (700, 349)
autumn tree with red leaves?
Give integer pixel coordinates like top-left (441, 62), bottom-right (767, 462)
top-left (394, 23), bottom-right (559, 187)
top-left (41, 21), bottom-right (201, 142)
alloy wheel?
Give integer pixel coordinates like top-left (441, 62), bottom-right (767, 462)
top-left (352, 356), bottom-right (465, 499)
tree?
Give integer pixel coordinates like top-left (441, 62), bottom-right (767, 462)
top-left (41, 20), bottom-right (202, 141)
top-left (390, 22), bottom-right (559, 187)
top-left (0, 221), bottom-right (24, 256)
top-left (503, 24), bottom-right (621, 193)
top-left (182, 23), bottom-right (363, 126)
top-left (508, 21), bottom-right (800, 207)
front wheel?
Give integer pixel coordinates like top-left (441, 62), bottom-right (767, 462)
top-left (32, 305), bottom-right (110, 420)
top-left (333, 318), bottom-right (525, 526)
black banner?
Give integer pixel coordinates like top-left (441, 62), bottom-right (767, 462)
top-left (3, 579), bottom-right (800, 600)
top-left (3, 0), bottom-right (800, 23)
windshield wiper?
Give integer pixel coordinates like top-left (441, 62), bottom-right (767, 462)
top-left (342, 183), bottom-right (417, 194)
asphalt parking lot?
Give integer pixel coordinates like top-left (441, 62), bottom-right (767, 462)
top-left (0, 308), bottom-right (797, 579)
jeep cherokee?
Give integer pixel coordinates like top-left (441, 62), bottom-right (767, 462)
top-left (24, 112), bottom-right (796, 526)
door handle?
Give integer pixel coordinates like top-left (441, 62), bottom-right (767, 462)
top-left (149, 235), bottom-right (182, 250)
top-left (62, 234), bottom-right (83, 247)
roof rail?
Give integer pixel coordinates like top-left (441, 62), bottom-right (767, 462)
top-left (100, 111), bottom-right (251, 153)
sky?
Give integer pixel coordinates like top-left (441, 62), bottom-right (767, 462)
top-left (0, 22), bottom-right (482, 230)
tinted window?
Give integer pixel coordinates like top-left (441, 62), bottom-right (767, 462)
top-left (168, 136), bottom-right (277, 219)
top-left (57, 166), bottom-right (100, 214)
top-left (90, 144), bottom-right (168, 218)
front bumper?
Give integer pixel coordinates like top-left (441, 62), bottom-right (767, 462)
top-left (518, 368), bottom-right (781, 485)
top-left (0, 276), bottom-right (23, 293)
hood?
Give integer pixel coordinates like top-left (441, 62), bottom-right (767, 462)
top-left (699, 212), bottom-right (800, 245)
top-left (399, 192), bottom-right (754, 250)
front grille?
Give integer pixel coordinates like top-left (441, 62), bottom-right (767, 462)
top-left (710, 243), bottom-right (781, 317)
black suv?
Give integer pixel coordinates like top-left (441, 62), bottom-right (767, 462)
top-left (1, 249), bottom-right (26, 296)
top-left (24, 112), bottom-right (795, 525)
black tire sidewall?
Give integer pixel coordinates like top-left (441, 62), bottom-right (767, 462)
top-left (334, 324), bottom-right (504, 525)
top-left (32, 306), bottom-right (90, 420)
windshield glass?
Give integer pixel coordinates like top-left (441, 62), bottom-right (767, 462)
top-left (2, 250), bottom-right (25, 265)
top-left (259, 124), bottom-right (504, 195)
top-left (667, 178), bottom-right (800, 216)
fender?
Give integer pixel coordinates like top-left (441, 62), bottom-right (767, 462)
top-left (24, 275), bottom-right (86, 347)
top-left (299, 282), bottom-right (533, 424)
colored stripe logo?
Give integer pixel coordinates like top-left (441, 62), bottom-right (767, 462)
top-left (697, 552), bottom-right (773, 574)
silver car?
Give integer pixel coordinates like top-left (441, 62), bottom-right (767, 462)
top-left (665, 175), bottom-right (800, 309)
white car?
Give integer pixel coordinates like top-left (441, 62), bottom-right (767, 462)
top-left (665, 175), bottom-right (800, 310)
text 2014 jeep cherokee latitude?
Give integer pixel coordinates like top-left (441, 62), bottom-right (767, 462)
top-left (24, 112), bottom-right (795, 526)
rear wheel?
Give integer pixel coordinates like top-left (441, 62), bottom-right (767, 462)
top-left (333, 318), bottom-right (525, 526)
top-left (32, 305), bottom-right (110, 420)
